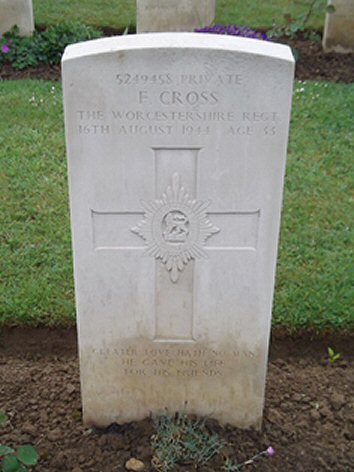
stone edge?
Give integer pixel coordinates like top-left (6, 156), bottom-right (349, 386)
top-left (61, 33), bottom-right (294, 65)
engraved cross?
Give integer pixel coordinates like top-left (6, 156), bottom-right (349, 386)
top-left (92, 147), bottom-right (259, 342)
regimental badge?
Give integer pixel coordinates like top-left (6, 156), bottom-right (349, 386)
top-left (131, 172), bottom-right (220, 282)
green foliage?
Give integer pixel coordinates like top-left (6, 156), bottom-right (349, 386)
top-left (223, 457), bottom-right (241, 471)
top-left (0, 412), bottom-right (9, 427)
top-left (151, 411), bottom-right (224, 471)
top-left (267, 0), bottom-right (334, 41)
top-left (2, 456), bottom-right (23, 472)
top-left (0, 32), bottom-right (37, 69)
top-left (327, 347), bottom-right (341, 364)
top-left (35, 22), bottom-right (102, 65)
top-left (0, 22), bottom-right (102, 70)
top-left (0, 443), bottom-right (38, 472)
top-left (15, 447), bottom-right (38, 467)
top-left (0, 448), bottom-right (15, 457)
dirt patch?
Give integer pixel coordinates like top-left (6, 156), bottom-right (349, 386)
top-left (1, 328), bottom-right (353, 471)
top-left (283, 36), bottom-right (354, 83)
top-left (0, 36), bottom-right (353, 83)
top-left (0, 63), bottom-right (61, 81)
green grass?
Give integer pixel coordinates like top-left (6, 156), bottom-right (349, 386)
top-left (0, 79), bottom-right (353, 329)
top-left (274, 81), bottom-right (354, 329)
top-left (0, 81), bottom-right (74, 326)
top-left (33, 0), bottom-right (136, 32)
top-left (215, 0), bottom-right (326, 31)
top-left (32, 0), bottom-right (326, 32)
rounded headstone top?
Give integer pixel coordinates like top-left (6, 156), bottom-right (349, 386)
top-left (62, 33), bottom-right (294, 64)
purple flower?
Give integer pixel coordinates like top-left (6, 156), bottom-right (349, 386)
top-left (195, 24), bottom-right (268, 41)
top-left (1, 44), bottom-right (10, 54)
top-left (267, 446), bottom-right (275, 456)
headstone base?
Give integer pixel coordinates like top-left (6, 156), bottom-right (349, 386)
top-left (137, 0), bottom-right (215, 33)
top-left (323, 0), bottom-right (354, 53)
top-left (0, 0), bottom-right (34, 37)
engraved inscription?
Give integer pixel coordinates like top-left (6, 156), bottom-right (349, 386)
top-left (75, 107), bottom-right (280, 137)
top-left (116, 73), bottom-right (242, 86)
top-left (91, 344), bottom-right (256, 378)
top-left (131, 172), bottom-right (220, 283)
top-left (158, 90), bottom-right (219, 106)
top-left (74, 69), bottom-right (281, 139)
top-left (79, 124), bottom-right (110, 135)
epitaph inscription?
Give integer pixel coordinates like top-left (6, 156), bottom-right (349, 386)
top-left (91, 343), bottom-right (256, 378)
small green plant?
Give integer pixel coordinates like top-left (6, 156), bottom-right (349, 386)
top-left (0, 412), bottom-right (9, 427)
top-left (223, 446), bottom-right (275, 471)
top-left (34, 22), bottom-right (102, 65)
top-left (151, 411), bottom-right (225, 471)
top-left (0, 22), bottom-right (102, 70)
top-left (0, 445), bottom-right (39, 472)
top-left (267, 0), bottom-right (335, 41)
top-left (327, 346), bottom-right (341, 364)
top-left (0, 411), bottom-right (39, 471)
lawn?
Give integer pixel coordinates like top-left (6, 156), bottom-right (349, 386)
top-left (0, 79), bottom-right (353, 329)
top-left (0, 81), bottom-right (72, 326)
top-left (32, 0), bottom-right (327, 32)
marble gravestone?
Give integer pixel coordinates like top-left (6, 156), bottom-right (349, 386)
top-left (0, 0), bottom-right (34, 37)
top-left (136, 0), bottom-right (215, 33)
top-left (62, 34), bottom-right (294, 429)
top-left (323, 0), bottom-right (354, 53)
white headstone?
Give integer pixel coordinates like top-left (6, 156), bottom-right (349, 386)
top-left (323, 0), bottom-right (354, 53)
top-left (136, 0), bottom-right (215, 33)
top-left (0, 0), bottom-right (34, 37)
top-left (62, 33), bottom-right (294, 429)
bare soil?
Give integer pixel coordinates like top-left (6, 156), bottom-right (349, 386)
top-left (1, 328), bottom-right (353, 471)
top-left (0, 36), bottom-right (353, 83)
